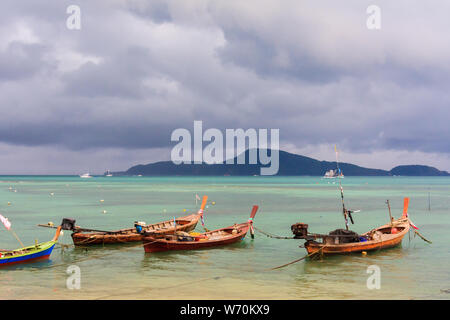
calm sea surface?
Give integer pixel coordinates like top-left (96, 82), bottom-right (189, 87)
top-left (0, 176), bottom-right (448, 300)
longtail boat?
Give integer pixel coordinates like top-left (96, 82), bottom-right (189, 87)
top-left (290, 147), bottom-right (421, 256)
top-left (0, 226), bottom-right (62, 266)
top-left (294, 199), bottom-right (412, 255)
top-left (142, 205), bottom-right (258, 253)
top-left (39, 196), bottom-right (209, 246)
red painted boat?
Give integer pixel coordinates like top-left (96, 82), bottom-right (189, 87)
top-left (142, 205), bottom-right (258, 253)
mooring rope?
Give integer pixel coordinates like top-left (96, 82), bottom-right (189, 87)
top-left (252, 225), bottom-right (294, 239)
top-left (413, 229), bottom-right (432, 244)
top-left (269, 246), bottom-right (326, 270)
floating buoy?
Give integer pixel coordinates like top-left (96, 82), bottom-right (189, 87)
top-left (211, 201), bottom-right (216, 205)
top-left (100, 199), bottom-right (104, 203)
top-left (50, 192), bottom-right (54, 196)
top-left (183, 209), bottom-right (186, 212)
top-left (102, 210), bottom-right (107, 214)
top-left (7, 202), bottom-right (11, 206)
top-left (163, 209), bottom-right (167, 213)
top-left (362, 251), bottom-right (367, 256)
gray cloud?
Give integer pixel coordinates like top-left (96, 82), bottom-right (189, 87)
top-left (1, 0), bottom-right (450, 173)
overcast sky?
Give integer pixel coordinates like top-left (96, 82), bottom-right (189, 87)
top-left (1, 0), bottom-right (450, 174)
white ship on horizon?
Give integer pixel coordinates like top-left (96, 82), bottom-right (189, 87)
top-left (323, 169), bottom-right (344, 179)
top-left (80, 173), bottom-right (92, 178)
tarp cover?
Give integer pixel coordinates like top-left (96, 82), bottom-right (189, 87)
top-left (328, 229), bottom-right (360, 243)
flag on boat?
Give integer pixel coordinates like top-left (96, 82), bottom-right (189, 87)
top-left (401, 197), bottom-right (419, 230)
top-left (0, 214), bottom-right (11, 230)
top-left (195, 194), bottom-right (201, 205)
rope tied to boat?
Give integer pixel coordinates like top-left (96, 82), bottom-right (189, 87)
top-left (252, 225), bottom-right (294, 239)
top-left (269, 246), bottom-right (327, 271)
top-left (413, 229), bottom-right (432, 244)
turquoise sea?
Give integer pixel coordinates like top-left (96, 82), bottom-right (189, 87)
top-left (0, 176), bottom-right (448, 300)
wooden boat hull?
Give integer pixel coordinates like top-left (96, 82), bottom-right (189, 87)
top-left (71, 214), bottom-right (200, 246)
top-left (0, 241), bottom-right (56, 266)
top-left (143, 222), bottom-right (251, 253)
top-left (0, 226), bottom-right (61, 267)
top-left (305, 219), bottom-right (410, 255)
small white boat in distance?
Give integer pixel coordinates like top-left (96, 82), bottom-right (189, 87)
top-left (105, 170), bottom-right (113, 177)
top-left (80, 173), bottom-right (92, 178)
top-left (323, 169), bottom-right (344, 179)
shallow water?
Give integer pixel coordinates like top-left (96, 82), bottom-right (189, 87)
top-left (0, 176), bottom-right (448, 300)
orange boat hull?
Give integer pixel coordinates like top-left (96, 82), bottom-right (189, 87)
top-left (305, 219), bottom-right (410, 255)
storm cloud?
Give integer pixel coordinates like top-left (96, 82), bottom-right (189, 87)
top-left (1, 0), bottom-right (450, 174)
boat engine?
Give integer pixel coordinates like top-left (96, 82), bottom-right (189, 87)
top-left (291, 223), bottom-right (309, 239)
top-left (61, 218), bottom-right (76, 231)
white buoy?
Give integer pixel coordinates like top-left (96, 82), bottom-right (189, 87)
top-left (100, 199), bottom-right (104, 203)
top-left (50, 192), bottom-right (54, 196)
top-left (102, 210), bottom-right (107, 214)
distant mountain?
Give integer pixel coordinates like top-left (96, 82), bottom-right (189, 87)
top-left (115, 149), bottom-right (385, 176)
top-left (113, 149), bottom-right (449, 177)
top-left (390, 165), bottom-right (450, 176)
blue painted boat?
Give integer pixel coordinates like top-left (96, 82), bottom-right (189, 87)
top-left (0, 226), bottom-right (61, 266)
